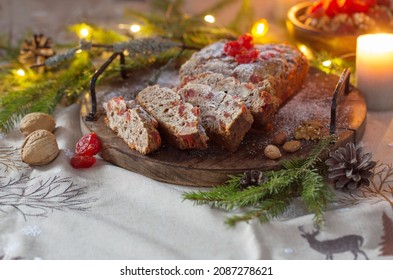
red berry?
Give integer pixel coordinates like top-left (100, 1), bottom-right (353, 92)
top-left (75, 132), bottom-right (101, 156)
top-left (71, 155), bottom-right (96, 169)
top-left (224, 41), bottom-right (241, 57)
top-left (308, 0), bottom-right (325, 17)
top-left (235, 49), bottom-right (259, 64)
top-left (325, 0), bottom-right (340, 17)
top-left (238, 33), bottom-right (254, 49)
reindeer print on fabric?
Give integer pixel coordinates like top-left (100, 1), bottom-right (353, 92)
top-left (299, 226), bottom-right (369, 260)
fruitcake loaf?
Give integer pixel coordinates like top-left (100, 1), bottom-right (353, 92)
top-left (103, 97), bottom-right (161, 155)
top-left (178, 83), bottom-right (254, 152)
top-left (136, 85), bottom-right (209, 150)
top-left (180, 72), bottom-right (277, 127)
top-left (179, 41), bottom-right (309, 125)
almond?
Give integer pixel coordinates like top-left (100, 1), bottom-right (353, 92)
top-left (264, 144), bottom-right (281, 160)
top-left (283, 140), bottom-right (302, 153)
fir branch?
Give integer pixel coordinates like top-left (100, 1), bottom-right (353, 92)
top-left (125, 1), bottom-right (237, 48)
top-left (225, 194), bottom-right (293, 226)
top-left (300, 170), bottom-right (334, 225)
top-left (183, 175), bottom-right (242, 209)
top-left (184, 136), bottom-right (338, 227)
top-left (0, 52), bottom-right (93, 133)
top-left (302, 134), bottom-right (337, 170)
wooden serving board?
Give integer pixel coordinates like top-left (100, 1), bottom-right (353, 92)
top-left (80, 67), bottom-right (366, 187)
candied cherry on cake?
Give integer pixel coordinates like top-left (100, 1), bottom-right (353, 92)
top-left (75, 132), bottom-right (102, 156)
top-left (71, 155), bottom-right (97, 169)
top-left (224, 34), bottom-right (259, 64)
top-left (235, 49), bottom-right (260, 64)
top-left (224, 41), bottom-right (241, 57)
top-left (237, 33), bottom-right (254, 49)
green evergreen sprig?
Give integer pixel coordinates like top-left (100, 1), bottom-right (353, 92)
top-left (0, 52), bottom-right (94, 133)
top-left (125, 0), bottom-right (239, 48)
top-left (183, 135), bottom-right (337, 226)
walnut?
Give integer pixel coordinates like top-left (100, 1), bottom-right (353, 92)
top-left (294, 120), bottom-right (323, 141)
top-left (283, 140), bottom-right (301, 153)
top-left (21, 129), bottom-right (59, 165)
top-left (20, 112), bottom-right (56, 137)
top-left (264, 144), bottom-right (281, 160)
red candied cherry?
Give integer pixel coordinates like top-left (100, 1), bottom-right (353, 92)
top-left (349, 0), bottom-right (372, 14)
top-left (224, 41), bottom-right (242, 57)
top-left (71, 155), bottom-right (96, 169)
top-left (75, 132), bottom-right (102, 156)
top-left (377, 0), bottom-right (390, 7)
top-left (238, 33), bottom-right (254, 49)
top-left (325, 0), bottom-right (340, 17)
top-left (235, 49), bottom-right (260, 64)
top-left (308, 0), bottom-right (325, 17)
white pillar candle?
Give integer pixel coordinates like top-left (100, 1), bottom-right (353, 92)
top-left (356, 33), bottom-right (393, 111)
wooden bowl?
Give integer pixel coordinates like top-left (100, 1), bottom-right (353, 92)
top-left (286, 2), bottom-right (357, 55)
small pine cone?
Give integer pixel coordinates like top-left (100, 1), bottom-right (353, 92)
top-left (325, 142), bottom-right (376, 191)
top-left (239, 170), bottom-right (266, 190)
top-left (19, 34), bottom-right (55, 68)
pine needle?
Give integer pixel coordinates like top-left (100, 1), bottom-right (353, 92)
top-left (184, 135), bottom-right (338, 227)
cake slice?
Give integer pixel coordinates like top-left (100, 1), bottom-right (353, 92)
top-left (178, 83), bottom-right (254, 152)
top-left (136, 85), bottom-right (209, 150)
top-left (181, 72), bottom-right (278, 127)
top-left (103, 97), bottom-right (161, 155)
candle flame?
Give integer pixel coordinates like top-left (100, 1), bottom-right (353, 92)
top-left (357, 33), bottom-right (393, 55)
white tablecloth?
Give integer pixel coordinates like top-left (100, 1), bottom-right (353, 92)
top-left (1, 104), bottom-right (393, 260)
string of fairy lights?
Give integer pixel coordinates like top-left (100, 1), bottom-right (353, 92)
top-left (12, 13), bottom-right (345, 79)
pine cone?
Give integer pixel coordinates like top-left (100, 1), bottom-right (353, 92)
top-left (325, 142), bottom-right (376, 191)
top-left (239, 170), bottom-right (266, 190)
top-left (19, 34), bottom-right (55, 68)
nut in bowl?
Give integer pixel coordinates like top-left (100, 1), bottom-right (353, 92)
top-left (286, 1), bottom-right (393, 55)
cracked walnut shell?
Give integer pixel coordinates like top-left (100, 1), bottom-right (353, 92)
top-left (294, 120), bottom-right (323, 141)
top-left (21, 129), bottom-right (59, 165)
top-left (20, 112), bottom-right (56, 136)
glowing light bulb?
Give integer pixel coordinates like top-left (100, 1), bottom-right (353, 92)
top-left (322, 60), bottom-right (332, 67)
top-left (298, 44), bottom-right (313, 60)
top-left (251, 19), bottom-right (269, 38)
top-left (79, 27), bottom-right (89, 38)
top-left (204, 15), bottom-right (215, 24)
top-left (130, 24), bottom-right (141, 33)
top-left (16, 69), bottom-right (26, 77)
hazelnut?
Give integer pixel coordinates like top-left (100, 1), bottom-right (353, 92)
top-left (21, 129), bottom-right (59, 165)
top-left (272, 131), bottom-right (288, 146)
top-left (264, 144), bottom-right (281, 160)
top-left (20, 112), bottom-right (56, 137)
top-left (282, 140), bottom-right (302, 153)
